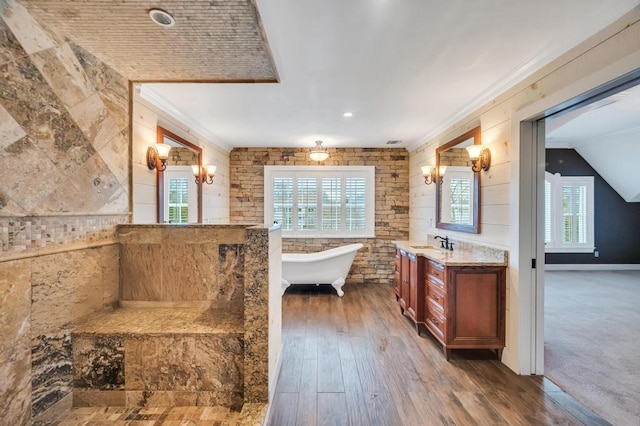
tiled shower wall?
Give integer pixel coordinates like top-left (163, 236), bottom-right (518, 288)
top-left (1, 2), bottom-right (130, 424)
top-left (229, 148), bottom-right (410, 284)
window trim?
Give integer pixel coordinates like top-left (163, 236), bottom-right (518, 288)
top-left (544, 171), bottom-right (595, 253)
top-left (264, 165), bottom-right (375, 238)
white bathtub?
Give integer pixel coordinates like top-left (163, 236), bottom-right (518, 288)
top-left (281, 243), bottom-right (364, 297)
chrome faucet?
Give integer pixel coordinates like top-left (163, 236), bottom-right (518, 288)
top-left (434, 235), bottom-right (454, 251)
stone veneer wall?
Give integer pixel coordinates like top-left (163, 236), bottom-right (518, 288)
top-left (229, 148), bottom-right (410, 284)
top-left (0, 2), bottom-right (129, 424)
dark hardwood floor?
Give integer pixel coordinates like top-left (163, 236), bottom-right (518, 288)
top-left (267, 283), bottom-right (610, 426)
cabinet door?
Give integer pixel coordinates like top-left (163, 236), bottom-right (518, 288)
top-left (394, 250), bottom-right (401, 298)
top-left (400, 252), bottom-right (410, 311)
top-left (446, 267), bottom-right (506, 348)
top-left (407, 254), bottom-right (424, 323)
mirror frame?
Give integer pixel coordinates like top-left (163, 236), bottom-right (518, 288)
top-left (156, 126), bottom-right (203, 223)
top-left (435, 126), bottom-right (481, 233)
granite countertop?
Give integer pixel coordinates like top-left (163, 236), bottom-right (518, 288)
top-left (392, 240), bottom-right (508, 266)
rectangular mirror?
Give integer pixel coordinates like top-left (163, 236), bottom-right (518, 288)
top-left (436, 126), bottom-right (481, 233)
top-left (156, 126), bottom-right (203, 223)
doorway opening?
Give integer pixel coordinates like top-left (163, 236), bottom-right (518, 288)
top-left (520, 68), bottom-right (640, 424)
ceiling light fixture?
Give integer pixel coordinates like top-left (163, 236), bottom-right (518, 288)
top-left (309, 140), bottom-right (329, 162)
top-left (343, 112), bottom-right (353, 117)
top-left (149, 9), bottom-right (175, 27)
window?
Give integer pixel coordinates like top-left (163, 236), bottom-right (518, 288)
top-left (440, 167), bottom-right (474, 225)
top-left (264, 166), bottom-right (375, 238)
top-left (544, 172), bottom-right (594, 252)
top-left (164, 166), bottom-right (198, 224)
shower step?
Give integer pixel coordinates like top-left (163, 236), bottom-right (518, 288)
top-left (71, 303), bottom-right (245, 409)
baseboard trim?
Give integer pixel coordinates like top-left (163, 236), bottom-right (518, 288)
top-left (263, 343), bottom-right (284, 426)
top-left (545, 264), bottom-right (640, 271)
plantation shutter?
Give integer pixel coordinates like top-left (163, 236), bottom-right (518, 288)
top-left (297, 177), bottom-right (318, 230)
top-left (273, 177), bottom-right (293, 230)
top-left (449, 178), bottom-right (472, 225)
top-left (322, 177), bottom-right (341, 230)
top-left (168, 177), bottom-right (189, 224)
top-left (345, 177), bottom-right (366, 231)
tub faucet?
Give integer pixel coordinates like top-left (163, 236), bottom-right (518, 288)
top-left (434, 235), bottom-right (453, 251)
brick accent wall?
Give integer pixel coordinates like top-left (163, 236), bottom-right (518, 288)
top-left (229, 148), bottom-right (409, 284)
top-left (169, 147), bottom-right (200, 166)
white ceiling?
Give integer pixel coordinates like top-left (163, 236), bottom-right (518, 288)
top-left (546, 84), bottom-right (640, 202)
top-left (141, 0), bottom-right (640, 150)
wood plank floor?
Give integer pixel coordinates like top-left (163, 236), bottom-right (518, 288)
top-left (267, 283), bottom-right (610, 426)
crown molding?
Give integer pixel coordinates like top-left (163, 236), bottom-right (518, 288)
top-left (137, 85), bottom-right (233, 153)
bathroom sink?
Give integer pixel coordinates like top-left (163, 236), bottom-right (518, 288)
top-left (410, 245), bottom-right (435, 250)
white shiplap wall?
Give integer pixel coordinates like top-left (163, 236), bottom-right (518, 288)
top-left (409, 7), bottom-right (640, 374)
top-left (132, 93), bottom-right (230, 224)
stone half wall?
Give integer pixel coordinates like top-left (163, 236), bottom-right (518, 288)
top-left (229, 148), bottom-right (410, 284)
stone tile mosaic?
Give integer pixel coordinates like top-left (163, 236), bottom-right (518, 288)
top-left (0, 214), bottom-right (126, 258)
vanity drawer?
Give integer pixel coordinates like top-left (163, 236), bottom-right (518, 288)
top-left (427, 274), bottom-right (444, 291)
top-left (427, 261), bottom-right (445, 281)
top-left (427, 283), bottom-right (445, 312)
top-left (426, 303), bottom-right (445, 340)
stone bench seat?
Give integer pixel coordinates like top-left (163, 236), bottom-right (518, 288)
top-left (73, 302), bottom-right (244, 336)
top-left (71, 302), bottom-right (245, 409)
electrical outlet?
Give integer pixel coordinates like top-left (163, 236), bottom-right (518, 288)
top-left (594, 250), bottom-right (599, 258)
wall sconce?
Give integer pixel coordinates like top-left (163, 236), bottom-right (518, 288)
top-left (147, 143), bottom-right (171, 171)
top-left (192, 164), bottom-right (216, 185)
top-left (309, 140), bottom-right (329, 162)
top-left (466, 144), bottom-right (491, 172)
top-left (421, 165), bottom-right (446, 185)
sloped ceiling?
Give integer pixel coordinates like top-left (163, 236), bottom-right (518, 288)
top-left (547, 85), bottom-right (640, 202)
top-left (18, 0), bottom-right (278, 82)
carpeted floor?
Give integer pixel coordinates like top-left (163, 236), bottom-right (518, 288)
top-left (545, 270), bottom-right (640, 426)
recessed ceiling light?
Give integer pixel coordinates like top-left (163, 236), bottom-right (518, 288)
top-left (149, 9), bottom-right (175, 27)
top-left (343, 112), bottom-right (353, 117)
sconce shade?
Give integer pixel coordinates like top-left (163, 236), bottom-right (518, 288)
top-left (465, 144), bottom-right (484, 159)
top-left (422, 164), bottom-right (446, 185)
top-left (147, 143), bottom-right (171, 171)
top-left (466, 144), bottom-right (491, 172)
top-left (155, 143), bottom-right (172, 159)
top-left (193, 164), bottom-right (216, 185)
top-left (310, 140), bottom-right (329, 162)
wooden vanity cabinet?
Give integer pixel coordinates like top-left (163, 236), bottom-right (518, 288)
top-left (424, 260), bottom-right (506, 360)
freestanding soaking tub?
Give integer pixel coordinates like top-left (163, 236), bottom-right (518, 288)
top-left (281, 243), bottom-right (364, 297)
